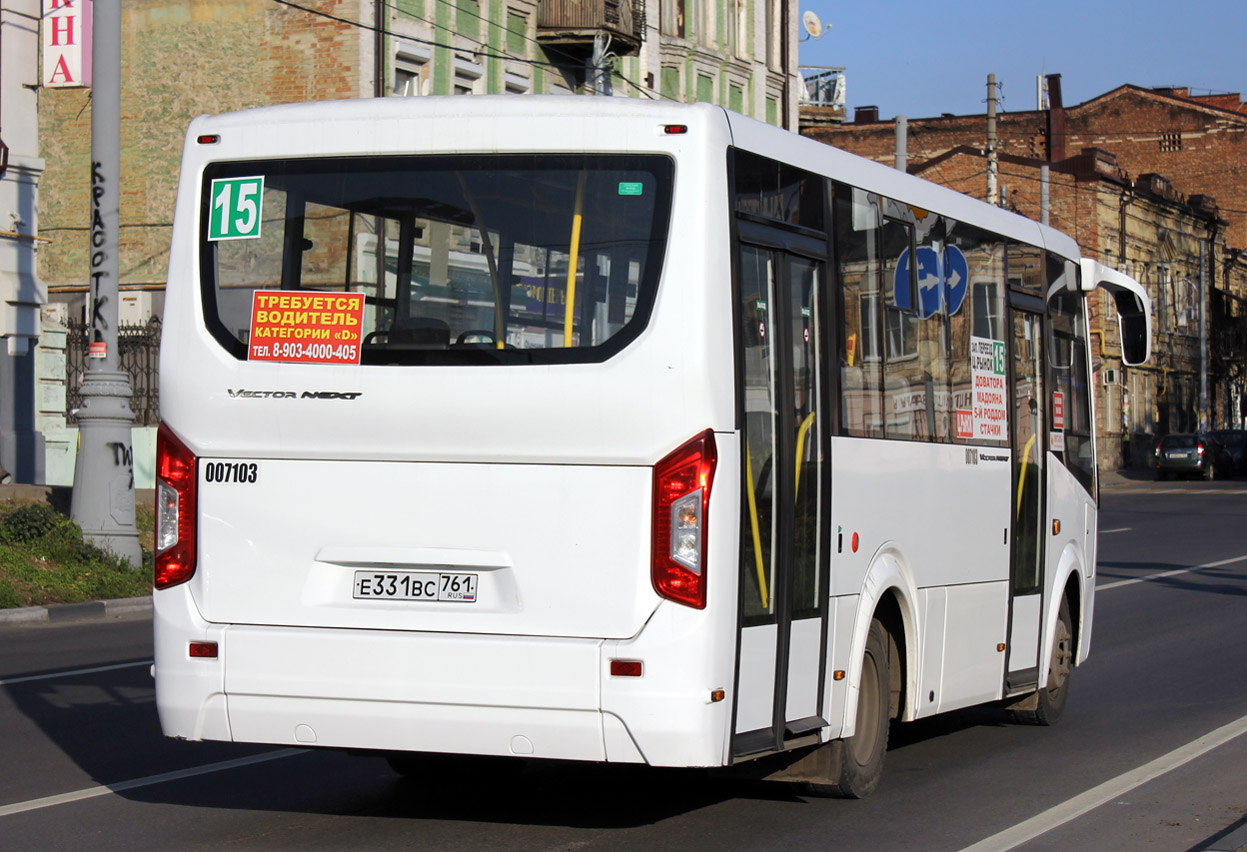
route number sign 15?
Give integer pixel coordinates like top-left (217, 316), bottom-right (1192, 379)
top-left (208, 177), bottom-right (265, 241)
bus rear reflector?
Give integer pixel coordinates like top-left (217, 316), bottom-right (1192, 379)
top-left (610, 660), bottom-right (643, 677)
top-left (651, 430), bottom-right (717, 609)
top-left (189, 642), bottom-right (218, 658)
top-left (155, 423), bottom-right (198, 590)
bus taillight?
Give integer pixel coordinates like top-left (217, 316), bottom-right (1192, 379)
top-left (155, 423), bottom-right (198, 589)
top-left (652, 430), bottom-right (717, 609)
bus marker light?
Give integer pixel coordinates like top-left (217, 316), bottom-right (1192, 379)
top-left (197, 134), bottom-right (220, 144)
top-left (664, 124), bottom-right (688, 135)
top-left (189, 642), bottom-right (218, 658)
top-left (610, 660), bottom-right (643, 677)
top-left (710, 689), bottom-right (725, 702)
top-left (833, 670), bottom-right (845, 681)
top-left (851, 532), bottom-right (859, 553)
top-left (1052, 519), bottom-right (1061, 535)
top-left (997, 643), bottom-right (1006, 653)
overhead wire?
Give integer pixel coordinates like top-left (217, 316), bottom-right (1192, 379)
top-left (270, 0), bottom-right (666, 100)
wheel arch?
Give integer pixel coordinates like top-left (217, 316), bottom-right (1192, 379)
top-left (842, 547), bottom-right (921, 735)
top-left (1041, 543), bottom-right (1087, 679)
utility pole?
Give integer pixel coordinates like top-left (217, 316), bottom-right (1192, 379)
top-left (986, 74), bottom-right (998, 206)
top-left (894, 115), bottom-right (907, 171)
top-left (1040, 164), bottom-right (1050, 226)
top-left (70, 0), bottom-right (141, 565)
top-left (1199, 239), bottom-right (1208, 431)
top-left (374, 0), bottom-right (385, 97)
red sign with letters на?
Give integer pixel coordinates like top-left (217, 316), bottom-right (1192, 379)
top-left (248, 291), bottom-right (364, 365)
top-left (1052, 391), bottom-right (1065, 431)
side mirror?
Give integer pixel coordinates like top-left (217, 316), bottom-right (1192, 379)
top-left (1079, 259), bottom-right (1152, 366)
top-left (1114, 290), bottom-right (1150, 367)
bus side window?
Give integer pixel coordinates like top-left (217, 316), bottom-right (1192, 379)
top-left (833, 184), bottom-right (886, 438)
top-left (950, 224), bottom-right (1006, 446)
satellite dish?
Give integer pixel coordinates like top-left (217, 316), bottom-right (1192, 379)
top-left (802, 11), bottom-right (824, 39)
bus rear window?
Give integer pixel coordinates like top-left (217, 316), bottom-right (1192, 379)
top-left (198, 154), bottom-right (674, 365)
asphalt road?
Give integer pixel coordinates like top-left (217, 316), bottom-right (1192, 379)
top-left (2, 476), bottom-right (1246, 852)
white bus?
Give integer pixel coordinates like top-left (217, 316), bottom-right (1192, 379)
top-left (154, 96), bottom-right (1150, 796)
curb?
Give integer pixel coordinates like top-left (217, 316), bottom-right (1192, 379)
top-left (0, 595), bottom-right (152, 627)
top-left (1206, 819), bottom-right (1247, 852)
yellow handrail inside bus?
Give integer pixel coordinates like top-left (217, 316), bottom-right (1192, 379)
top-left (1016, 433), bottom-right (1036, 516)
top-left (563, 172), bottom-right (587, 348)
top-left (745, 446), bottom-right (770, 611)
top-left (794, 411), bottom-right (816, 499)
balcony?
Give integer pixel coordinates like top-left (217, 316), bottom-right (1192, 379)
top-left (536, 0), bottom-right (645, 57)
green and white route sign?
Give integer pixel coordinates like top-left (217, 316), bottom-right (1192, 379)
top-left (208, 176), bottom-right (264, 241)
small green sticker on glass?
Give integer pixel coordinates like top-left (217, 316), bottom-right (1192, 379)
top-left (618, 182), bottom-right (644, 196)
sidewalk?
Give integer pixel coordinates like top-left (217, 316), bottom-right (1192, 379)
top-left (1099, 467), bottom-right (1156, 491)
top-left (0, 595), bottom-right (152, 627)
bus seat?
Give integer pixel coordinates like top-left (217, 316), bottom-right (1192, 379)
top-left (390, 317), bottom-right (450, 348)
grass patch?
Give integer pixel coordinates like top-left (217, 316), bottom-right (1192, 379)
top-left (0, 500), bottom-right (152, 609)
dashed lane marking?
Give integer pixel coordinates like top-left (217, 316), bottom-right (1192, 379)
top-left (0, 750), bottom-right (304, 818)
top-left (0, 660), bottom-right (153, 687)
top-left (1098, 553), bottom-right (1247, 591)
top-left (956, 713), bottom-right (1247, 852)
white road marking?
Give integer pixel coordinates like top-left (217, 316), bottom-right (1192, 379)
top-left (957, 713), bottom-right (1247, 852)
top-left (0, 660), bottom-right (153, 687)
top-left (1098, 554), bottom-right (1247, 591)
top-left (0, 750), bottom-right (304, 818)
top-left (1099, 527), bottom-right (1131, 534)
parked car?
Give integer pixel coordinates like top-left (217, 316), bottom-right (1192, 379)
top-left (1154, 433), bottom-right (1235, 480)
top-left (1207, 429), bottom-right (1247, 476)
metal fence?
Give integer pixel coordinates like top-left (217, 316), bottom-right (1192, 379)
top-left (66, 317), bottom-right (161, 426)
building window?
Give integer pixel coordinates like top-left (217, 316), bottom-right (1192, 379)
top-left (505, 70), bottom-right (530, 94)
top-left (696, 74), bottom-right (713, 103)
top-left (660, 0), bottom-right (685, 38)
top-left (393, 48), bottom-right (431, 96)
top-left (1159, 131), bottom-right (1183, 153)
top-left (453, 57), bottom-right (483, 95)
top-left (506, 10), bottom-right (528, 55)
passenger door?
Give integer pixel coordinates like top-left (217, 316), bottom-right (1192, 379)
top-left (732, 224), bottom-right (831, 757)
top-left (1006, 299), bottom-right (1046, 690)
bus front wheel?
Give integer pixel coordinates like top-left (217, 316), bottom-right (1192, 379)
top-left (1010, 596), bottom-right (1073, 726)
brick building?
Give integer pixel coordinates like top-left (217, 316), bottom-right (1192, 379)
top-left (806, 79), bottom-right (1247, 244)
top-left (36, 0), bottom-right (799, 306)
top-left (801, 76), bottom-right (1247, 467)
top-left (27, 0), bottom-right (799, 485)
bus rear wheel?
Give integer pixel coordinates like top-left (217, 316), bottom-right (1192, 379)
top-left (806, 618), bottom-right (891, 798)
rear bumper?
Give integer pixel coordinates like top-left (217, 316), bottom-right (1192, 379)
top-left (154, 584), bottom-right (733, 767)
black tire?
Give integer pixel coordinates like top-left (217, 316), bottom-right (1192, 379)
top-left (1012, 597), bottom-right (1073, 726)
top-left (807, 618), bottom-right (891, 798)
